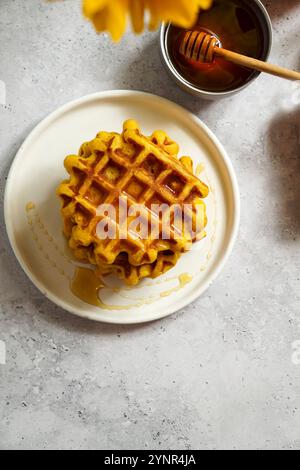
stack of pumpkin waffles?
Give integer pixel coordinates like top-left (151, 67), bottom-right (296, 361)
top-left (57, 120), bottom-right (209, 285)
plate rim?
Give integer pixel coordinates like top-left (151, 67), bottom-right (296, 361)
top-left (4, 89), bottom-right (240, 324)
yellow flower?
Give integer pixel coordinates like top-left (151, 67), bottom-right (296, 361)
top-left (83, 0), bottom-right (213, 42)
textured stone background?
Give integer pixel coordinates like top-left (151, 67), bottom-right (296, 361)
top-left (0, 0), bottom-right (299, 450)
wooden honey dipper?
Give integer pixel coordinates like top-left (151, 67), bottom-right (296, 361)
top-left (180, 30), bottom-right (300, 81)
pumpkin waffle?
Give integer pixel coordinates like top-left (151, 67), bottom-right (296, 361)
top-left (57, 120), bottom-right (209, 285)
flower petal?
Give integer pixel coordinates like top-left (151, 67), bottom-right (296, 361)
top-left (82, 0), bottom-right (214, 40)
top-left (129, 0), bottom-right (145, 34)
top-left (84, 0), bottom-right (128, 41)
top-left (197, 0), bottom-right (213, 9)
top-left (149, 0), bottom-right (199, 28)
top-left (106, 0), bottom-right (128, 42)
top-left (83, 0), bottom-right (108, 18)
top-left (92, 10), bottom-right (108, 32)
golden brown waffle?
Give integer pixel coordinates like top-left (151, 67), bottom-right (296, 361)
top-left (57, 120), bottom-right (209, 285)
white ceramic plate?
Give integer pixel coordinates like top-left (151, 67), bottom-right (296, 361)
top-left (5, 90), bottom-right (239, 324)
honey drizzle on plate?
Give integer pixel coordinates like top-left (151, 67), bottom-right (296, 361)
top-left (71, 267), bottom-right (193, 310)
top-left (196, 163), bottom-right (205, 177)
top-left (160, 273), bottom-right (193, 298)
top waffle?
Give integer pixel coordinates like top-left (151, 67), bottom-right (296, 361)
top-left (57, 120), bottom-right (209, 268)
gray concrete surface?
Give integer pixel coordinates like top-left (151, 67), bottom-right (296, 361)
top-left (0, 0), bottom-right (300, 450)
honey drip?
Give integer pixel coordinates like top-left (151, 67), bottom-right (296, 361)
top-left (71, 267), bottom-right (105, 308)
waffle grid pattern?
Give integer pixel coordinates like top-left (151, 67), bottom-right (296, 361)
top-left (57, 120), bottom-right (209, 285)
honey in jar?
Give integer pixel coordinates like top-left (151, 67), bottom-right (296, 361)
top-left (166, 0), bottom-right (269, 93)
